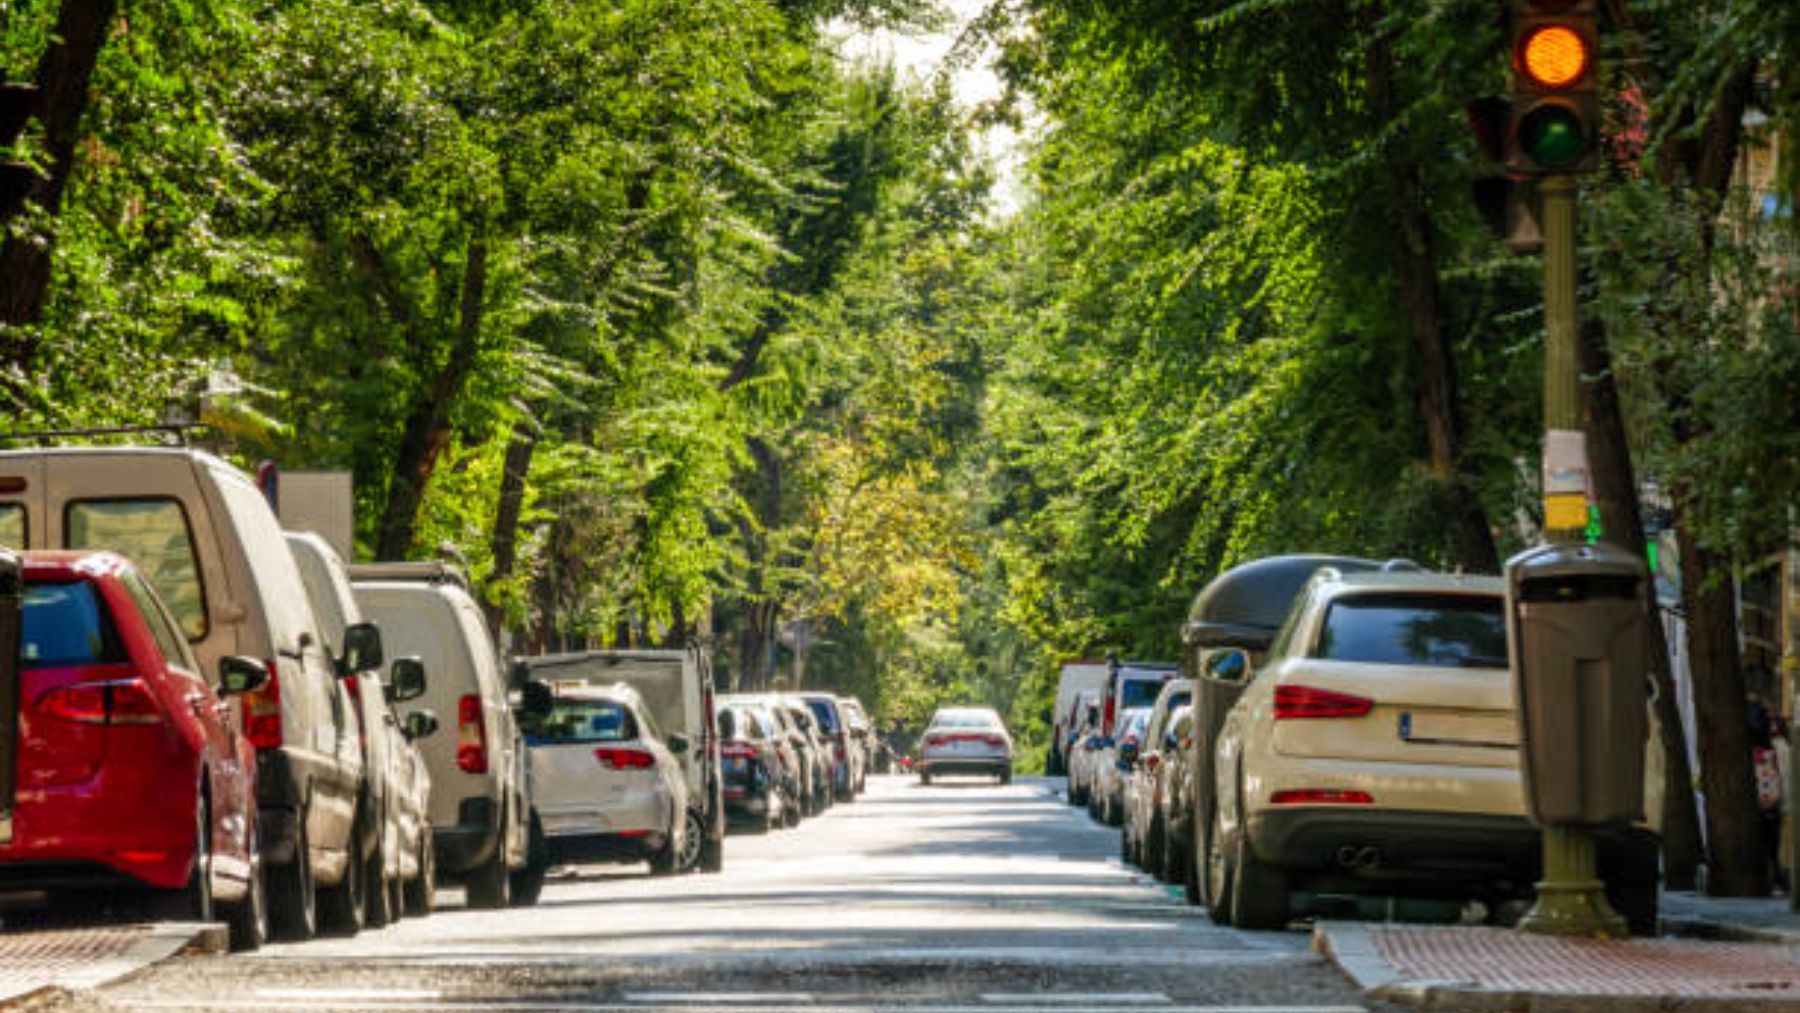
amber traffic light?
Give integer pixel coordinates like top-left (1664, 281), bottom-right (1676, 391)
top-left (1506, 0), bottom-right (1600, 175)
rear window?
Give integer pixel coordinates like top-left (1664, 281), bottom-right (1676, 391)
top-left (805, 698), bottom-right (841, 733)
top-left (0, 503), bottom-right (23, 548)
top-left (932, 709), bottom-right (1002, 730)
top-left (523, 697), bottom-right (636, 745)
top-left (1313, 594), bottom-right (1508, 669)
top-left (1119, 677), bottom-right (1167, 710)
top-left (22, 582), bottom-right (125, 668)
top-left (66, 499), bottom-right (206, 640)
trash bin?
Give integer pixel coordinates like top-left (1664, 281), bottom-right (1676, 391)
top-left (0, 549), bottom-right (19, 846)
top-left (1505, 542), bottom-right (1650, 827)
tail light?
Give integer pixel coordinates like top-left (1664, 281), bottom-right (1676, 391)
top-left (343, 675), bottom-right (360, 699)
top-left (1270, 788), bottom-right (1374, 805)
top-left (1144, 753), bottom-right (1161, 770)
top-left (457, 694), bottom-right (488, 773)
top-left (243, 661), bottom-right (283, 749)
top-left (593, 747), bottom-right (656, 770)
top-left (37, 679), bottom-right (162, 726)
top-left (1274, 685), bottom-right (1373, 720)
top-left (722, 743), bottom-right (759, 760)
top-left (1103, 696), bottom-right (1116, 736)
top-left (924, 733), bottom-right (945, 748)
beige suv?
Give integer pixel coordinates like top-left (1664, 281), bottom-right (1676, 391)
top-left (1205, 567), bottom-right (1661, 932)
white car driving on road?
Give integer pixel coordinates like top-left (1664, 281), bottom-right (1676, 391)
top-left (918, 707), bottom-right (1013, 784)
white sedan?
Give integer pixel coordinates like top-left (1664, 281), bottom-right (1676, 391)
top-left (523, 683), bottom-right (694, 874)
top-left (918, 707), bottom-right (1013, 784)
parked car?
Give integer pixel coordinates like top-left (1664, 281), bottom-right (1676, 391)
top-left (1100, 661), bottom-right (1178, 740)
top-left (0, 551), bottom-right (267, 948)
top-left (513, 649), bottom-right (724, 873)
top-left (1064, 692), bottom-right (1102, 806)
top-left (1122, 680), bottom-right (1193, 874)
top-left (798, 693), bottom-right (859, 801)
top-left (775, 698), bottom-right (832, 815)
top-left (1204, 566), bottom-right (1662, 931)
top-left (721, 697), bottom-right (806, 825)
top-left (1048, 660), bottom-right (1109, 776)
top-left (1159, 704), bottom-right (1197, 888)
top-left (350, 563), bottom-right (545, 909)
top-left (518, 682), bottom-right (691, 871)
top-left (716, 702), bottom-right (790, 832)
top-left (287, 531), bottom-right (435, 928)
top-left (1092, 707), bottom-right (1149, 826)
top-left (917, 706), bottom-right (1012, 784)
top-left (390, 674), bottom-right (438, 916)
top-left (0, 447), bottom-right (367, 941)
top-left (837, 697), bottom-right (875, 791)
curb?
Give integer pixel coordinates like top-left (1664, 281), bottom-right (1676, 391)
top-left (1664, 916), bottom-right (1800, 948)
top-left (1312, 921), bottom-right (1800, 1013)
top-left (0, 922), bottom-right (226, 1011)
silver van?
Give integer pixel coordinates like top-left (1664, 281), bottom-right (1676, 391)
top-left (0, 447), bottom-right (367, 941)
top-left (349, 564), bottom-right (544, 908)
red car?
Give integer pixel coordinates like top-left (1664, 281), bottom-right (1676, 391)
top-left (0, 551), bottom-right (267, 948)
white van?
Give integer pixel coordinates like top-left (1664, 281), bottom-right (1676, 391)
top-left (349, 564), bottom-right (544, 908)
top-left (0, 447), bottom-right (366, 942)
top-left (513, 649), bottom-right (723, 873)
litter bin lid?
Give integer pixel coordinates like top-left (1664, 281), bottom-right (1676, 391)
top-left (1507, 541), bottom-right (1646, 587)
top-left (1183, 554), bottom-right (1384, 649)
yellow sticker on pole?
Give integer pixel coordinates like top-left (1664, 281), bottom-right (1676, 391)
top-left (1544, 493), bottom-right (1589, 531)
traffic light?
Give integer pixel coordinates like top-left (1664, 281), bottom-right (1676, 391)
top-left (1506, 0), bottom-right (1600, 175)
top-left (1468, 97), bottom-right (1544, 253)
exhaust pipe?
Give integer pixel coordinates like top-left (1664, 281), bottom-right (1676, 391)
top-left (1335, 845), bottom-right (1385, 870)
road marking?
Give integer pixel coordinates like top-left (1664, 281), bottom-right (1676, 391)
top-left (111, 1002), bottom-right (1365, 1012)
top-left (620, 993), bottom-right (816, 1005)
top-left (981, 993), bottom-right (1169, 1005)
top-left (256, 989), bottom-right (444, 1001)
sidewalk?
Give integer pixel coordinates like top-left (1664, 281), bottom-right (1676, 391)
top-left (0, 922), bottom-right (225, 1010)
top-left (1316, 892), bottom-right (1800, 1012)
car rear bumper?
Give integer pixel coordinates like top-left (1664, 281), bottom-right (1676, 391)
top-left (0, 780), bottom-right (199, 890)
top-left (919, 758), bottom-right (1010, 775)
top-left (544, 832), bottom-right (663, 864)
top-left (537, 795), bottom-right (664, 840)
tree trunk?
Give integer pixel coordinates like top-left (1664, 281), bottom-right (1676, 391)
top-left (375, 238), bottom-right (488, 560)
top-left (0, 0), bottom-right (119, 374)
top-left (483, 424), bottom-right (535, 637)
top-left (1580, 317), bottom-right (1703, 889)
top-left (1362, 13), bottom-right (1499, 573)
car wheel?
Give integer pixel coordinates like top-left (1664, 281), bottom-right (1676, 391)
top-left (149, 796), bottom-right (214, 923)
top-left (919, 771), bottom-right (932, 786)
top-left (269, 806), bottom-right (317, 941)
top-left (318, 813), bottom-right (365, 936)
top-left (782, 792), bottom-right (802, 828)
top-left (1162, 818), bottom-right (1186, 886)
top-left (999, 765), bottom-right (1012, 786)
top-left (1206, 804), bottom-right (1234, 925)
top-left (464, 828), bottom-right (512, 910)
top-left (1144, 812), bottom-right (1166, 880)
top-left (226, 817), bottom-right (268, 952)
top-left (1229, 813), bottom-right (1289, 930)
top-left (509, 811), bottom-right (549, 907)
top-left (1181, 839), bottom-right (1202, 905)
top-left (676, 808), bottom-right (706, 873)
top-left (403, 826), bottom-right (435, 917)
top-left (1120, 823), bottom-right (1135, 866)
top-left (363, 833), bottom-right (394, 929)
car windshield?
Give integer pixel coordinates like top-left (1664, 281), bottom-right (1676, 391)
top-left (21, 581), bottom-right (125, 668)
top-left (1120, 708), bottom-right (1150, 741)
top-left (1119, 677), bottom-right (1166, 710)
top-left (1313, 594), bottom-right (1509, 669)
top-left (523, 696), bottom-right (636, 745)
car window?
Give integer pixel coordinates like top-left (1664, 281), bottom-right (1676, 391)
top-left (121, 568), bottom-right (199, 673)
top-left (805, 698), bottom-right (841, 733)
top-left (21, 581), bottom-right (126, 668)
top-left (1265, 592), bottom-right (1312, 661)
top-left (1121, 709), bottom-right (1150, 739)
top-left (0, 503), bottom-right (23, 548)
top-left (1313, 594), bottom-right (1509, 669)
top-left (524, 696), bottom-right (637, 744)
top-left (1119, 678), bottom-right (1165, 710)
top-left (66, 499), bottom-right (206, 640)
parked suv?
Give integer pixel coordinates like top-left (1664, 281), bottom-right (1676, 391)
top-left (350, 563), bottom-right (544, 908)
top-left (798, 693), bottom-right (858, 800)
top-left (0, 448), bottom-right (366, 941)
top-left (1205, 566), bottom-right (1662, 931)
top-left (1122, 679), bottom-right (1193, 875)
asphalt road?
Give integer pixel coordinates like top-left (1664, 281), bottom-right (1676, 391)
top-left (50, 775), bottom-right (1383, 1012)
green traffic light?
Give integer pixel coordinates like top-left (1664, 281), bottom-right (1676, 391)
top-left (1520, 105), bottom-right (1588, 169)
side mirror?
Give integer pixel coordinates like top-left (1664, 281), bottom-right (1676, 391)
top-left (339, 621), bottom-right (384, 676)
top-left (520, 680), bottom-right (554, 719)
top-left (386, 656), bottom-right (427, 704)
top-left (1204, 648), bottom-right (1250, 684)
top-left (219, 656), bottom-right (269, 696)
top-left (667, 732), bottom-right (690, 756)
top-left (404, 709), bottom-right (439, 741)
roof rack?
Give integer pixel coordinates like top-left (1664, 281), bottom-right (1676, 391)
top-left (346, 561), bottom-right (471, 591)
top-left (0, 423), bottom-right (207, 446)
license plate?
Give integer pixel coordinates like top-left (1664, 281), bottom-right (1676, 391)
top-left (1398, 711), bottom-right (1517, 749)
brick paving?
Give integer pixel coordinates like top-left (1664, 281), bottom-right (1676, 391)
top-left (1373, 925), bottom-right (1800, 999)
top-left (0, 923), bottom-right (220, 1003)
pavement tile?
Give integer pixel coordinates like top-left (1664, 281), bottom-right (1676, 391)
top-left (0, 923), bottom-right (223, 1009)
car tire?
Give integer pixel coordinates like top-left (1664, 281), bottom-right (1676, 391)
top-left (1120, 824), bottom-right (1135, 866)
top-left (1182, 841), bottom-right (1202, 906)
top-left (676, 808), bottom-right (706, 873)
top-left (509, 811), bottom-right (549, 907)
top-left (269, 806), bottom-right (317, 942)
top-left (782, 793), bottom-right (802, 828)
top-left (318, 814), bottom-right (365, 937)
top-left (1162, 819), bottom-right (1186, 886)
top-left (999, 766), bottom-right (1012, 786)
top-left (363, 832), bottom-right (394, 929)
top-left (1206, 804), bottom-right (1234, 926)
top-left (1228, 814), bottom-right (1289, 931)
top-left (1144, 811), bottom-right (1166, 880)
top-left (226, 817), bottom-right (268, 952)
top-left (148, 796), bottom-right (214, 923)
top-left (403, 827), bottom-right (435, 917)
top-left (464, 833), bottom-right (512, 909)
top-left (920, 771), bottom-right (932, 786)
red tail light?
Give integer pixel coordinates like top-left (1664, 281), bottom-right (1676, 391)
top-left (594, 747), bottom-right (656, 770)
top-left (457, 694), bottom-right (488, 773)
top-left (243, 661), bottom-right (283, 749)
top-left (1270, 788), bottom-right (1374, 805)
top-left (37, 679), bottom-right (162, 726)
top-left (1145, 753), bottom-right (1161, 770)
top-left (924, 733), bottom-right (945, 748)
top-left (343, 674), bottom-right (360, 698)
top-left (722, 743), bottom-right (759, 760)
top-left (1274, 685), bottom-right (1373, 720)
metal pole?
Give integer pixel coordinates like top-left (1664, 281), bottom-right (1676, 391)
top-left (1789, 682), bottom-right (1798, 913)
top-left (1517, 175), bottom-right (1628, 938)
top-left (0, 550), bottom-right (20, 848)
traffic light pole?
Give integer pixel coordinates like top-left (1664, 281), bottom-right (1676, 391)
top-left (1518, 174), bottom-right (1628, 938)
